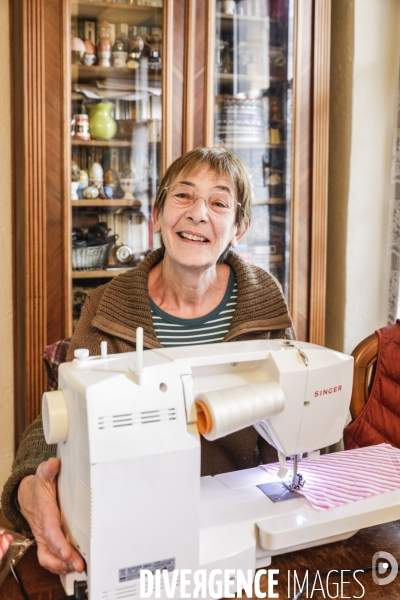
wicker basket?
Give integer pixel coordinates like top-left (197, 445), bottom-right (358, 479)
top-left (72, 243), bottom-right (113, 271)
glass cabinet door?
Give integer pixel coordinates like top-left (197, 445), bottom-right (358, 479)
top-left (213, 0), bottom-right (293, 300)
top-left (70, 0), bottom-right (163, 328)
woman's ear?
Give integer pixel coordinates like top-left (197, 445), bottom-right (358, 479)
top-left (229, 220), bottom-right (249, 248)
top-left (152, 206), bottom-right (161, 233)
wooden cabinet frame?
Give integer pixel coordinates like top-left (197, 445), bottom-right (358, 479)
top-left (185, 0), bottom-right (331, 343)
top-left (10, 0), bottom-right (330, 444)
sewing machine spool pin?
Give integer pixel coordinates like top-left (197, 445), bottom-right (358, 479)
top-left (133, 326), bottom-right (144, 385)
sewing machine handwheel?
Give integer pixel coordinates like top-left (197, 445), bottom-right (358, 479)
top-left (42, 390), bottom-right (69, 444)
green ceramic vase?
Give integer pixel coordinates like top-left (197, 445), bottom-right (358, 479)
top-left (87, 102), bottom-right (117, 140)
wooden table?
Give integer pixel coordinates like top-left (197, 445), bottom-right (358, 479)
top-left (1, 520), bottom-right (399, 599)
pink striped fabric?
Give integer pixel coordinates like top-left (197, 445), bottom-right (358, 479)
top-left (260, 444), bottom-right (400, 510)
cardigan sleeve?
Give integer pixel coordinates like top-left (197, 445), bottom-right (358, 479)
top-left (0, 414), bottom-right (56, 531)
top-left (1, 290), bottom-right (105, 530)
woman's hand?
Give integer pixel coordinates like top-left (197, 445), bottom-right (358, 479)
top-left (0, 529), bottom-right (13, 562)
top-left (18, 458), bottom-right (85, 575)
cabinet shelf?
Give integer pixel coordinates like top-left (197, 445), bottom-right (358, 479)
top-left (72, 64), bottom-right (162, 83)
top-left (71, 1), bottom-right (162, 24)
top-left (71, 199), bottom-right (146, 207)
top-left (72, 139), bottom-right (133, 147)
top-left (72, 268), bottom-right (131, 279)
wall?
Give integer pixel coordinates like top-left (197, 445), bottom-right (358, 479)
top-left (0, 0), bottom-right (14, 496)
top-left (326, 0), bottom-right (400, 354)
top-left (325, 0), bottom-right (354, 353)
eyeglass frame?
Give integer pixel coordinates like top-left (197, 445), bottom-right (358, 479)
top-left (163, 183), bottom-right (243, 214)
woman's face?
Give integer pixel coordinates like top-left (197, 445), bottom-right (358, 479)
top-left (153, 168), bottom-right (247, 271)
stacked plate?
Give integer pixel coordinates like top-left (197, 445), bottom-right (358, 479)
top-left (216, 97), bottom-right (265, 143)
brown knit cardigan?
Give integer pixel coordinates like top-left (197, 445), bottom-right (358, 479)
top-left (1, 249), bottom-right (294, 530)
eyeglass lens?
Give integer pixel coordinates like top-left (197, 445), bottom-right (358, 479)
top-left (168, 183), bottom-right (236, 213)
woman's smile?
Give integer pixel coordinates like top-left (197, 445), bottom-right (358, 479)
top-left (177, 230), bottom-right (210, 243)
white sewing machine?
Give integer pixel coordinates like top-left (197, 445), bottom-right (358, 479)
top-left (42, 337), bottom-right (400, 599)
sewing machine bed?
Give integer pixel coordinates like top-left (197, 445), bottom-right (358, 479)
top-left (199, 466), bottom-right (400, 570)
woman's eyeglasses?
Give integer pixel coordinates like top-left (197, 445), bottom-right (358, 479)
top-left (164, 183), bottom-right (242, 216)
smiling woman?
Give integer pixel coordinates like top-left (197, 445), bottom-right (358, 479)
top-left (148, 148), bottom-right (252, 319)
top-left (1, 147), bottom-right (295, 578)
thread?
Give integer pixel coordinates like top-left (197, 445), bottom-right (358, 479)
top-left (195, 381), bottom-right (285, 441)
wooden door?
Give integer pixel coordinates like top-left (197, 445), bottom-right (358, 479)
top-left (10, 0), bottom-right (186, 443)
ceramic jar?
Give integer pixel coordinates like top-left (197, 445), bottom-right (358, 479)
top-left (72, 114), bottom-right (90, 140)
top-left (87, 102), bottom-right (117, 140)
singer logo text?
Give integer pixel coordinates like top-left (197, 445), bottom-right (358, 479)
top-left (314, 385), bottom-right (342, 397)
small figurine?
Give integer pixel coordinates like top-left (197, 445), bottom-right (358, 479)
top-left (89, 162), bottom-right (104, 186)
top-left (112, 38), bottom-right (128, 68)
top-left (71, 37), bottom-right (86, 64)
top-left (82, 185), bottom-right (100, 199)
top-left (83, 39), bottom-right (96, 66)
top-left (104, 168), bottom-right (123, 198)
top-left (71, 160), bottom-right (80, 182)
top-left (148, 27), bottom-right (162, 55)
top-left (120, 163), bottom-right (138, 202)
top-left (71, 182), bottom-right (79, 200)
top-left (127, 33), bottom-right (144, 69)
top-left (97, 21), bottom-right (112, 68)
top-left (78, 170), bottom-right (89, 198)
top-left (129, 34), bottom-right (144, 60)
top-left (97, 185), bottom-right (113, 199)
top-left (71, 161), bottom-right (80, 200)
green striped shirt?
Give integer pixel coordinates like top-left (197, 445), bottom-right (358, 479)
top-left (150, 268), bottom-right (238, 347)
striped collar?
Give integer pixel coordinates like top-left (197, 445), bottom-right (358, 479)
top-left (91, 248), bottom-right (293, 348)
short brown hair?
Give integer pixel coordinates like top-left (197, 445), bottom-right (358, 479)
top-left (154, 147), bottom-right (252, 230)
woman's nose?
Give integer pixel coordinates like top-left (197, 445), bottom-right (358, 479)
top-left (185, 195), bottom-right (209, 221)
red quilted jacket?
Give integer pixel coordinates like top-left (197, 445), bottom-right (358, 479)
top-left (343, 320), bottom-right (400, 449)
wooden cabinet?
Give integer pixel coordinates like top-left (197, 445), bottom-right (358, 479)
top-left (10, 0), bottom-right (330, 442)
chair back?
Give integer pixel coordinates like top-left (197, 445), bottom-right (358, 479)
top-left (350, 332), bottom-right (378, 419)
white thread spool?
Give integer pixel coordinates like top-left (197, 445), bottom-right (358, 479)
top-left (195, 381), bottom-right (285, 441)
